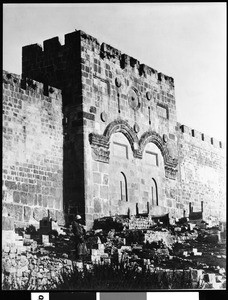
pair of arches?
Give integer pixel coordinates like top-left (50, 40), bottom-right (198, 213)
top-left (89, 119), bottom-right (178, 179)
top-left (103, 119), bottom-right (174, 165)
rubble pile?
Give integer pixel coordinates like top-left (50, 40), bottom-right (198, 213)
top-left (2, 214), bottom-right (226, 290)
top-left (2, 251), bottom-right (79, 290)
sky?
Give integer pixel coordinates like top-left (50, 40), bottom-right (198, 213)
top-left (3, 3), bottom-right (226, 142)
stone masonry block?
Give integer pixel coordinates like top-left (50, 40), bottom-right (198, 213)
top-left (93, 172), bottom-right (101, 184)
top-left (2, 202), bottom-right (14, 217)
top-left (166, 199), bottom-right (173, 207)
top-left (14, 204), bottom-right (23, 222)
top-left (13, 191), bottom-right (20, 203)
top-left (2, 216), bottom-right (14, 230)
top-left (102, 201), bottom-right (110, 216)
top-left (93, 184), bottom-right (100, 198)
top-left (33, 207), bottom-right (48, 222)
top-left (24, 206), bottom-right (32, 222)
top-left (100, 185), bottom-right (108, 199)
top-left (47, 197), bottom-right (54, 208)
top-left (43, 195), bottom-right (48, 207)
top-left (20, 192), bottom-right (28, 205)
top-left (36, 183), bottom-right (42, 194)
top-left (99, 163), bottom-right (109, 173)
top-left (94, 198), bottom-right (102, 213)
top-left (38, 194), bottom-right (42, 206)
top-left (21, 183), bottom-right (29, 192)
top-left (54, 194), bottom-right (61, 210)
top-left (29, 185), bottom-right (36, 193)
top-left (102, 174), bottom-right (109, 185)
top-left (27, 193), bottom-right (34, 206)
top-left (92, 162), bottom-right (98, 172)
top-left (5, 180), bottom-right (17, 190)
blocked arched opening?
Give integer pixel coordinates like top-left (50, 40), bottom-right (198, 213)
top-left (139, 130), bottom-right (168, 162)
top-left (120, 172), bottom-right (128, 202)
top-left (151, 178), bottom-right (158, 206)
top-left (103, 119), bottom-right (139, 156)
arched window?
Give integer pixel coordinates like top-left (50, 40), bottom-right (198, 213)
top-left (151, 178), bottom-right (158, 206)
top-left (120, 172), bottom-right (128, 202)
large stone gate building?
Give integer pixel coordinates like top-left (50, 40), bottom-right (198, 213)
top-left (2, 30), bottom-right (226, 229)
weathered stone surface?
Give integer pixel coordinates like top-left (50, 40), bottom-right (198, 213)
top-left (20, 192), bottom-right (28, 205)
top-left (102, 174), bottom-right (109, 185)
top-left (5, 181), bottom-right (17, 190)
top-left (13, 191), bottom-right (20, 203)
top-left (93, 172), bottom-right (101, 184)
top-left (24, 206), bottom-right (32, 222)
top-left (2, 70), bottom-right (64, 228)
top-left (14, 205), bottom-right (23, 222)
top-left (3, 202), bottom-right (14, 217)
top-left (27, 193), bottom-right (34, 206)
top-left (33, 207), bottom-right (48, 222)
top-left (2, 216), bottom-right (14, 230)
top-left (94, 198), bottom-right (102, 213)
top-left (100, 185), bottom-right (108, 199)
top-left (56, 210), bottom-right (65, 226)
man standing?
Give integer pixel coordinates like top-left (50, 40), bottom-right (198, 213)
top-left (71, 215), bottom-right (87, 260)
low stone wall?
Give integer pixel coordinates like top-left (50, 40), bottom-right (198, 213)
top-left (3, 249), bottom-right (226, 290)
top-left (2, 251), bottom-right (80, 290)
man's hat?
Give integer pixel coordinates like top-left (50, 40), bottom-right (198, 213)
top-left (76, 215), bottom-right (81, 220)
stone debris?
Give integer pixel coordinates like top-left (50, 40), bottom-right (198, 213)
top-left (2, 215), bottom-right (226, 290)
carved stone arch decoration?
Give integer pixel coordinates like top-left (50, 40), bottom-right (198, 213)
top-left (89, 119), bottom-right (141, 163)
top-left (89, 122), bottom-right (178, 179)
top-left (138, 130), bottom-right (178, 179)
top-left (103, 119), bottom-right (139, 155)
top-left (139, 130), bottom-right (167, 158)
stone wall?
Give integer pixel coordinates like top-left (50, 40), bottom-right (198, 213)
top-left (78, 31), bottom-right (180, 227)
top-left (21, 31), bottom-right (86, 222)
top-left (2, 71), bottom-right (64, 227)
top-left (19, 29), bottom-right (226, 228)
top-left (176, 124), bottom-right (226, 221)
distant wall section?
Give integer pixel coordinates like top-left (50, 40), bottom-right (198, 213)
top-left (2, 71), bottom-right (64, 228)
top-left (176, 124), bottom-right (226, 222)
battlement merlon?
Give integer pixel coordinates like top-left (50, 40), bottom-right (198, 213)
top-left (3, 70), bottom-right (62, 101)
top-left (22, 29), bottom-right (174, 87)
top-left (178, 123), bottom-right (223, 150)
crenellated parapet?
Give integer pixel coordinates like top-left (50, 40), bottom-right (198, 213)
top-left (3, 70), bottom-right (62, 101)
top-left (178, 123), bottom-right (223, 150)
top-left (22, 29), bottom-right (174, 89)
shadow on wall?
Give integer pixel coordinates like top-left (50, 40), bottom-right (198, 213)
top-left (63, 130), bottom-right (85, 226)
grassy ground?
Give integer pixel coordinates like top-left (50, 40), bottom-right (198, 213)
top-left (53, 262), bottom-right (194, 290)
